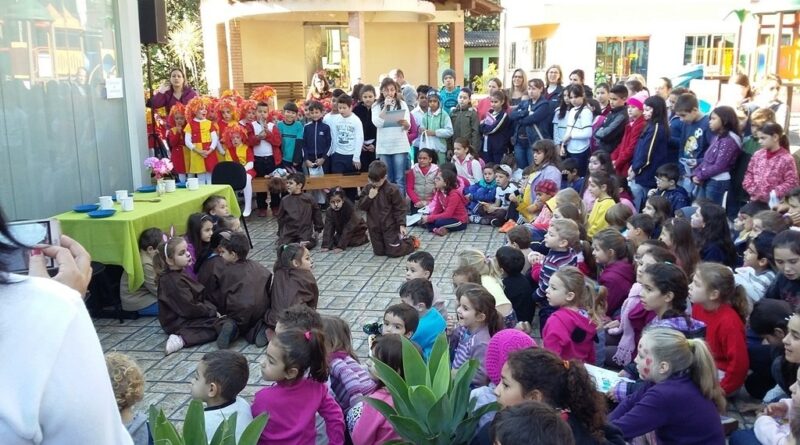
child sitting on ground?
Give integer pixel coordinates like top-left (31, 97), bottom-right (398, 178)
top-left (529, 219), bottom-right (581, 332)
top-left (190, 350), bottom-right (253, 442)
top-left (466, 163), bottom-right (497, 215)
top-left (405, 148), bottom-right (439, 210)
top-left (457, 249), bottom-right (516, 326)
top-left (650, 163), bottom-right (691, 214)
top-left (203, 195), bottom-right (231, 222)
top-left (321, 188), bottom-right (369, 253)
top-left (381, 303), bottom-right (419, 338)
top-left (263, 243), bottom-right (319, 341)
top-left (277, 172), bottom-right (323, 249)
top-left (400, 278), bottom-right (446, 360)
top-left (154, 237), bottom-right (229, 355)
top-left (184, 213), bottom-right (214, 280)
top-left (733, 201), bottom-right (769, 257)
top-left (420, 168), bottom-right (469, 236)
top-left (506, 225), bottom-right (533, 277)
top-left (358, 160), bottom-right (418, 257)
top-left (321, 316), bottom-right (377, 417)
top-left (449, 283), bottom-right (504, 387)
top-left (736, 231), bottom-right (778, 304)
top-left (475, 164), bottom-right (519, 227)
top-left (452, 137), bottom-right (484, 185)
top-left (604, 203), bottom-right (632, 233)
top-left (625, 213), bottom-right (655, 249)
top-left (405, 251), bottom-right (447, 317)
top-left (252, 329), bottom-right (344, 445)
top-left (120, 228), bottom-right (163, 316)
top-left (496, 246), bottom-right (535, 324)
top-left (105, 352), bottom-right (151, 445)
top-left (561, 157), bottom-right (584, 193)
top-left (542, 266), bottom-right (604, 363)
top-left (215, 232), bottom-right (272, 347)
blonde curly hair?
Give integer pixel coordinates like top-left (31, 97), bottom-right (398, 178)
top-left (105, 352), bottom-right (145, 410)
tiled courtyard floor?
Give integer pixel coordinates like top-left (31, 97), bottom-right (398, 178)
top-left (94, 215), bottom-right (758, 432)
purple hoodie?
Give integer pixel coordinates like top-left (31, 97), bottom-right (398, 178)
top-left (600, 260), bottom-right (635, 317)
top-left (693, 133), bottom-right (741, 181)
top-left (542, 307), bottom-right (597, 363)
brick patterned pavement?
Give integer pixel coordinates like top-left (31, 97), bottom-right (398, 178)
top-left (94, 215), bottom-right (757, 432)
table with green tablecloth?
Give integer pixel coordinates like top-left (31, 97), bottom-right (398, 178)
top-left (55, 184), bottom-right (241, 291)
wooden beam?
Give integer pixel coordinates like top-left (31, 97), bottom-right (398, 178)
top-left (428, 23), bottom-right (439, 87)
top-left (450, 20), bottom-right (465, 86)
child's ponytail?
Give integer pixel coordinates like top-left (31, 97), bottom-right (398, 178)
top-left (583, 278), bottom-right (608, 327)
top-left (687, 337), bottom-right (726, 413)
top-left (592, 228), bottom-right (632, 263)
top-left (457, 249), bottom-right (503, 281)
top-left (695, 263), bottom-right (748, 323)
top-left (275, 328), bottom-right (329, 383)
top-left (643, 327), bottom-right (726, 413)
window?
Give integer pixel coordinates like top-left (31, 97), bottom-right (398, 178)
top-left (531, 39), bottom-right (546, 70)
top-left (509, 42), bottom-right (517, 68)
top-left (595, 36), bottom-right (649, 85)
top-left (684, 34), bottom-right (734, 75)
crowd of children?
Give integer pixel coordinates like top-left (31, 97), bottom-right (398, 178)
top-left (107, 68), bottom-right (800, 445)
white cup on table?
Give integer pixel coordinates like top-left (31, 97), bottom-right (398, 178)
top-left (164, 179), bottom-right (176, 193)
top-left (121, 197), bottom-right (134, 212)
top-left (186, 178), bottom-right (199, 190)
top-left (115, 190), bottom-right (128, 201)
top-left (99, 196), bottom-right (114, 210)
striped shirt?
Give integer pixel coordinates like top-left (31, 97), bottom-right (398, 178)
top-left (328, 352), bottom-right (378, 414)
top-left (535, 248), bottom-right (578, 302)
top-left (449, 326), bottom-right (491, 387)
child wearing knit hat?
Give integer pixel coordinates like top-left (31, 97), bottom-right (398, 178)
top-left (470, 329), bottom-right (536, 430)
top-left (439, 68), bottom-right (461, 116)
top-left (610, 91), bottom-right (648, 177)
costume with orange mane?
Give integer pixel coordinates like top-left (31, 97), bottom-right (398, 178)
top-left (224, 124), bottom-right (255, 177)
top-left (184, 96), bottom-right (220, 174)
top-left (166, 103), bottom-right (189, 174)
top-left (216, 98), bottom-right (240, 163)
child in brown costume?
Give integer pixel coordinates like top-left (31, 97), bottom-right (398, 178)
top-left (357, 160), bottom-right (418, 257)
top-left (216, 232), bottom-right (272, 347)
top-left (321, 188), bottom-right (368, 253)
top-left (155, 237), bottom-right (233, 355)
top-left (262, 243), bottom-right (319, 341)
top-left (276, 172), bottom-right (324, 249)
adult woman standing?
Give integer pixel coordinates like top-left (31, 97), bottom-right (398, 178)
top-left (507, 68), bottom-right (529, 109)
top-left (372, 78), bottom-right (412, 196)
top-left (306, 71), bottom-right (333, 102)
top-left (0, 207), bottom-right (133, 444)
top-left (544, 64), bottom-right (565, 106)
top-left (151, 67), bottom-right (198, 116)
top-left (477, 77), bottom-right (503, 121)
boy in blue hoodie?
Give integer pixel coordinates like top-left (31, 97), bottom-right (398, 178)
top-left (465, 162), bottom-right (497, 216)
top-left (648, 163), bottom-right (691, 213)
top-left (302, 101), bottom-right (332, 203)
top-left (439, 68), bottom-right (461, 116)
top-left (672, 93), bottom-right (713, 196)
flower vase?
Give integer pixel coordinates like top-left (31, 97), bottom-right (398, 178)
top-left (156, 179), bottom-right (166, 196)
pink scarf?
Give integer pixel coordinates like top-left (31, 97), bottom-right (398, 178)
top-left (611, 284), bottom-right (642, 366)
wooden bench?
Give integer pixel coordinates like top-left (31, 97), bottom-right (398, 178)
top-left (252, 173), bottom-right (370, 192)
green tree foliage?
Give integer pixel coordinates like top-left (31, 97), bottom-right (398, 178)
top-left (142, 0), bottom-right (207, 93)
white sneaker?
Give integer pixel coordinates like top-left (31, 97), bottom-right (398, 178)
top-left (165, 334), bottom-right (185, 355)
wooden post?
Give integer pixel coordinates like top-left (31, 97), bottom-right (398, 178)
top-left (348, 12), bottom-right (366, 87)
top-left (428, 23), bottom-right (439, 87)
top-left (450, 20), bottom-right (465, 86)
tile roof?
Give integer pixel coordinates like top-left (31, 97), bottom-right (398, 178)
top-left (438, 30), bottom-right (499, 48)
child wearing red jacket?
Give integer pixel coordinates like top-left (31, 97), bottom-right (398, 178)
top-left (611, 92), bottom-right (647, 177)
top-left (167, 103), bottom-right (189, 182)
top-left (689, 262), bottom-right (749, 396)
top-left (421, 169), bottom-right (468, 236)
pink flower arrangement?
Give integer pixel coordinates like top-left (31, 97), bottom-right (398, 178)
top-left (144, 156), bottom-right (174, 180)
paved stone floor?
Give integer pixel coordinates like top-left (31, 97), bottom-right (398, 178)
top-left (95, 214), bottom-right (758, 433)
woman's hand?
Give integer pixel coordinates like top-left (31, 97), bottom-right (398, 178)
top-left (692, 176), bottom-right (702, 185)
top-left (29, 235), bottom-right (92, 297)
top-left (157, 81), bottom-right (171, 94)
top-left (604, 320), bottom-right (621, 330)
top-left (425, 130), bottom-right (436, 137)
top-left (398, 119), bottom-right (410, 131)
top-left (764, 401), bottom-right (789, 418)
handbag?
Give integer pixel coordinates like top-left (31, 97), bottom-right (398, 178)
top-left (308, 165), bottom-right (324, 177)
top-left (419, 131), bottom-right (435, 150)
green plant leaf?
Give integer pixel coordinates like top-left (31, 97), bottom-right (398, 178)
top-left (409, 385), bottom-right (438, 431)
top-left (238, 413), bottom-right (269, 445)
top-left (427, 333), bottom-right (449, 385)
top-left (427, 393), bottom-right (453, 436)
top-left (372, 358), bottom-right (414, 415)
top-left (208, 413), bottom-right (238, 445)
top-left (430, 343), bottom-right (451, 400)
top-left (401, 336), bottom-right (429, 387)
top-left (148, 405), bottom-right (183, 445)
top-left (387, 414), bottom-right (433, 444)
top-left (448, 360), bottom-right (478, 430)
top-left (183, 400), bottom-right (208, 445)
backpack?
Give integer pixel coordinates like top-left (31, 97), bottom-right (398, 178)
top-left (465, 156), bottom-right (486, 178)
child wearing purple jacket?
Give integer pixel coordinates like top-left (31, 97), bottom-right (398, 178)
top-left (321, 316), bottom-right (377, 415)
top-left (691, 106), bottom-right (741, 207)
top-left (610, 327), bottom-right (725, 445)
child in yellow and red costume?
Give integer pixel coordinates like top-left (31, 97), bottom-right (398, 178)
top-left (184, 96), bottom-right (222, 184)
top-left (215, 98), bottom-right (238, 163)
top-left (166, 103), bottom-right (190, 182)
top-left (223, 123), bottom-right (256, 217)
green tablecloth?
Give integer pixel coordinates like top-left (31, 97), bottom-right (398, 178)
top-left (55, 184), bottom-right (241, 291)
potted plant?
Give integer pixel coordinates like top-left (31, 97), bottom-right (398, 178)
top-left (365, 333), bottom-right (498, 445)
top-left (148, 399), bottom-right (268, 445)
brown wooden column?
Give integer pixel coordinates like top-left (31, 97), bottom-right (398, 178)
top-left (450, 20), bottom-right (465, 86)
top-left (428, 24), bottom-right (439, 87)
